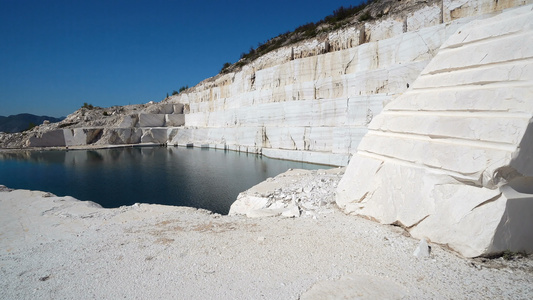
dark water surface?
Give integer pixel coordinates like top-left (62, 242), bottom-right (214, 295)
top-left (0, 147), bottom-right (328, 214)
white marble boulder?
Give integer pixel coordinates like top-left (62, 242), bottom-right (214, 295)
top-left (165, 114), bottom-right (185, 127)
top-left (28, 130), bottom-right (66, 147)
top-left (336, 5), bottom-right (533, 257)
top-left (64, 128), bottom-right (103, 146)
top-left (138, 114), bottom-right (166, 127)
top-left (142, 103), bottom-right (174, 114)
top-left (140, 128), bottom-right (168, 144)
top-left (118, 115), bottom-right (139, 128)
top-left (98, 128), bottom-right (142, 145)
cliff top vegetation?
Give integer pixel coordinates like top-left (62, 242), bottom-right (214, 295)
top-left (220, 0), bottom-right (376, 74)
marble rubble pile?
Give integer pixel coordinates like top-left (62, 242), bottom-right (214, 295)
top-left (336, 4), bottom-right (533, 257)
top-left (229, 168), bottom-right (344, 218)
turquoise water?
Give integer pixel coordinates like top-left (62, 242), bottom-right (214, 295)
top-left (0, 147), bottom-right (328, 214)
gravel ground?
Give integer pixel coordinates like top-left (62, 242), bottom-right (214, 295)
top-left (1, 171), bottom-right (532, 299)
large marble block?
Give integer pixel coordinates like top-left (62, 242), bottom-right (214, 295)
top-left (64, 128), bottom-right (103, 146)
top-left (165, 114), bottom-right (185, 127)
top-left (173, 103), bottom-right (184, 114)
top-left (63, 128), bottom-right (87, 146)
top-left (98, 128), bottom-right (142, 145)
top-left (138, 114), bottom-right (165, 127)
top-left (336, 5), bottom-right (533, 257)
top-left (118, 115), bottom-right (138, 128)
top-left (141, 128), bottom-right (169, 144)
top-left (28, 130), bottom-right (66, 147)
top-left (159, 104), bottom-right (175, 114)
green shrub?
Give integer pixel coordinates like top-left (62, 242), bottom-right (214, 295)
top-left (358, 11), bottom-right (372, 22)
top-left (220, 62), bottom-right (232, 74)
top-left (82, 102), bottom-right (94, 110)
top-left (226, 0), bottom-right (374, 71)
top-left (26, 122), bottom-right (37, 131)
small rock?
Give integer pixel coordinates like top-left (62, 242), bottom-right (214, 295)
top-left (413, 239), bottom-right (431, 258)
top-left (282, 205), bottom-right (301, 218)
top-left (0, 185), bottom-right (13, 192)
top-left (268, 202), bottom-right (285, 209)
top-left (301, 202), bottom-right (317, 210)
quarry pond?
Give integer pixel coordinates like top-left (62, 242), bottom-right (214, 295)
top-left (0, 147), bottom-right (327, 214)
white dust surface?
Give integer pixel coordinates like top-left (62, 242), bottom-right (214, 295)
top-left (1, 171), bottom-right (532, 299)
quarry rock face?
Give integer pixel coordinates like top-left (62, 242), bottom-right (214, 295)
top-left (165, 0), bottom-right (531, 166)
top-left (336, 4), bottom-right (533, 257)
top-left (166, 0), bottom-right (481, 165)
top-left (11, 0), bottom-right (529, 168)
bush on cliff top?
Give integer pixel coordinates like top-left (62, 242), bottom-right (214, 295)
top-left (82, 102), bottom-right (95, 110)
top-left (218, 0), bottom-right (375, 75)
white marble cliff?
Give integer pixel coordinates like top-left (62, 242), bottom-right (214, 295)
top-left (166, 0), bottom-right (531, 166)
top-left (336, 4), bottom-right (533, 257)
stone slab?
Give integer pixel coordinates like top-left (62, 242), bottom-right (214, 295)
top-left (165, 114), bottom-right (185, 127)
top-left (138, 114), bottom-right (165, 127)
top-left (141, 128), bottom-right (169, 144)
top-left (28, 130), bottom-right (66, 147)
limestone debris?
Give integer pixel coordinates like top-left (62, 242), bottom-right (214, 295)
top-left (229, 168), bottom-right (344, 218)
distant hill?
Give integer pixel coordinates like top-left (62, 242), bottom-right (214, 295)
top-left (0, 113), bottom-right (64, 133)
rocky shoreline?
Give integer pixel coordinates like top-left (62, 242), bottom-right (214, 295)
top-left (1, 168), bottom-right (532, 299)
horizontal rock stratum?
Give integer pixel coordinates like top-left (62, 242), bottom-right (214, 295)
top-left (336, 4), bottom-right (533, 257)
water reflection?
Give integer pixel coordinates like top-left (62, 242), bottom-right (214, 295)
top-left (0, 147), bottom-right (327, 214)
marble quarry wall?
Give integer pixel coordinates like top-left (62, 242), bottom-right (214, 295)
top-left (168, 0), bottom-right (531, 166)
top-left (336, 4), bottom-right (533, 257)
top-left (27, 104), bottom-right (184, 147)
top-left (26, 0), bottom-right (530, 166)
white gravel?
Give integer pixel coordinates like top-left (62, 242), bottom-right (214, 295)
top-left (1, 171), bottom-right (532, 299)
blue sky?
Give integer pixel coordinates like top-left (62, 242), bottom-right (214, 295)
top-left (1, 0), bottom-right (365, 117)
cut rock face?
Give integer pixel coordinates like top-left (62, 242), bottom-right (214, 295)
top-left (336, 5), bottom-right (533, 258)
